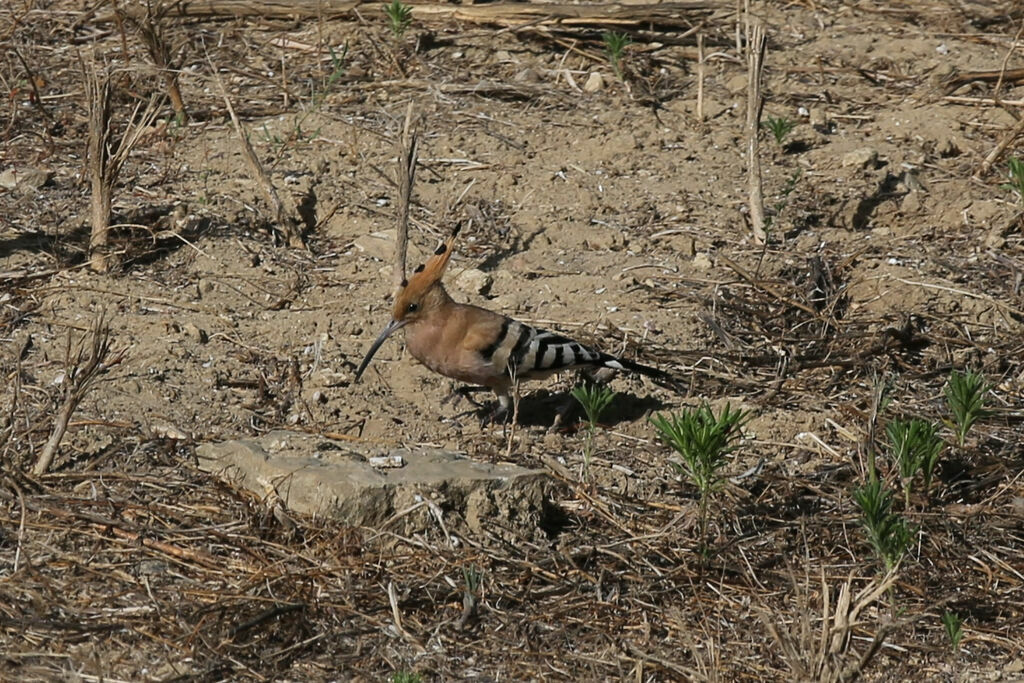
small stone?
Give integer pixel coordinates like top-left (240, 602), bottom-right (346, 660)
top-left (454, 268), bottom-right (493, 295)
top-left (841, 148), bottom-right (878, 169)
top-left (352, 230), bottom-right (397, 261)
top-left (514, 67), bottom-right (541, 83)
top-left (724, 74), bottom-right (748, 93)
top-left (808, 108), bottom-right (827, 129)
top-left (936, 135), bottom-right (961, 158)
top-left (0, 167), bottom-right (51, 193)
top-left (150, 423), bottom-right (191, 441)
top-left (900, 192), bottom-right (923, 214)
top-left (369, 455), bottom-right (405, 468)
top-left (985, 231), bottom-right (1006, 249)
top-left (667, 234), bottom-right (697, 257)
top-left (585, 228), bottom-right (626, 251)
top-left (197, 279), bottom-right (215, 296)
top-left (182, 322), bottom-right (208, 344)
top-left (583, 72), bottom-right (605, 92)
top-left (692, 253), bottom-right (713, 270)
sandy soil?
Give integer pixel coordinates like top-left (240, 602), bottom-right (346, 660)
top-left (2, 1), bottom-right (1023, 680)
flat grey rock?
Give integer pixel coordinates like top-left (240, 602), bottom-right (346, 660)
top-left (197, 431), bottom-right (551, 539)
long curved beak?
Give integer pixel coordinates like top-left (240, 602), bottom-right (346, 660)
top-left (354, 319), bottom-right (406, 382)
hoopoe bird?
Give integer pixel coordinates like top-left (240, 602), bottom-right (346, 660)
top-left (354, 224), bottom-right (671, 421)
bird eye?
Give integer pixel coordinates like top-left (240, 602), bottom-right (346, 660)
top-left (406, 302), bottom-right (419, 313)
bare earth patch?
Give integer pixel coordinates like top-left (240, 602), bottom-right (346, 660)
top-left (2, 1), bottom-right (1023, 680)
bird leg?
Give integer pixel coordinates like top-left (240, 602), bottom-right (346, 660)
top-left (441, 384), bottom-right (489, 408)
top-left (482, 393), bottom-right (513, 428)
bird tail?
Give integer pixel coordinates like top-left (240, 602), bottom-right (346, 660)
top-left (600, 354), bottom-right (681, 391)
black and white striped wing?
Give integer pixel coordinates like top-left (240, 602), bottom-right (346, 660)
top-left (479, 319), bottom-right (607, 379)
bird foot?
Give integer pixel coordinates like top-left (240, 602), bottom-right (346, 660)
top-left (442, 385), bottom-right (488, 408)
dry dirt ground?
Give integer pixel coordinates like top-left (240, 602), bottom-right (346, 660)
top-left (2, 0), bottom-right (1024, 680)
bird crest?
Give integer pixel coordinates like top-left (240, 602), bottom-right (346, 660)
top-left (393, 223), bottom-right (461, 317)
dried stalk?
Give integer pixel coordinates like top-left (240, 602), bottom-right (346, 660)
top-left (85, 61), bottom-right (114, 273)
top-left (136, 6), bottom-right (189, 123)
top-left (696, 33), bottom-right (705, 121)
top-left (209, 54), bottom-right (305, 248)
top-left (974, 115), bottom-right (1024, 180)
top-left (84, 57), bottom-right (163, 273)
top-left (744, 21), bottom-right (767, 245)
top-left (762, 569), bottom-right (902, 683)
top-left (393, 103), bottom-right (419, 292)
top-left (33, 314), bottom-right (126, 476)
top-left (97, 0), bottom-right (721, 28)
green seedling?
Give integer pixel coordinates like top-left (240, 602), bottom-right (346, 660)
top-left (571, 382), bottom-right (616, 480)
top-left (384, 0), bottom-right (413, 39)
top-left (763, 116), bottom-right (796, 145)
top-left (650, 402), bottom-right (748, 553)
top-left (1004, 157), bottom-right (1024, 200)
top-left (602, 31), bottom-right (632, 81)
top-left (314, 43), bottom-right (349, 106)
top-left (853, 479), bottom-right (914, 574)
top-left (944, 369), bottom-right (989, 448)
top-left (885, 418), bottom-right (944, 506)
top-left (391, 673), bottom-right (422, 683)
top-left (941, 611), bottom-right (964, 653)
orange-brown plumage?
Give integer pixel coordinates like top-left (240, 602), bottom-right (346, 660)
top-left (355, 225), bottom-right (670, 420)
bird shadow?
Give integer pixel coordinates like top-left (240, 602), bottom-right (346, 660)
top-left (506, 388), bottom-right (667, 430)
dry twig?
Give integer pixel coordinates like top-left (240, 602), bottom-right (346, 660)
top-left (393, 102), bottom-right (418, 292)
top-left (135, 5), bottom-right (189, 123)
top-left (33, 313), bottom-right (126, 476)
top-left (745, 21), bottom-right (767, 245)
top-left (208, 53), bottom-right (305, 248)
top-left (84, 57), bottom-right (163, 272)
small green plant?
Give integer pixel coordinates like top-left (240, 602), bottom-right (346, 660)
top-left (853, 479), bottom-right (914, 574)
top-left (384, 0), bottom-right (413, 39)
top-left (391, 673), bottom-right (422, 683)
top-left (650, 402), bottom-right (748, 552)
top-left (314, 43), bottom-right (348, 107)
top-left (602, 31), bottom-right (632, 80)
top-left (1004, 157), bottom-right (1024, 200)
top-left (571, 382), bottom-right (616, 479)
top-left (763, 116), bottom-right (796, 145)
top-left (885, 418), bottom-right (944, 506)
top-left (944, 369), bottom-right (988, 447)
top-left (941, 610), bottom-right (964, 652)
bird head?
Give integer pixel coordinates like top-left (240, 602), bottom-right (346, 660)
top-left (354, 224), bottom-right (461, 381)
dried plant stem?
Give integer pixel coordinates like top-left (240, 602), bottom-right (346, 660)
top-left (504, 376), bottom-right (521, 460)
top-left (745, 22), bottom-right (767, 245)
top-left (85, 61), bottom-right (114, 273)
top-left (975, 115), bottom-right (1024, 179)
top-left (33, 314), bottom-right (126, 476)
top-left (209, 55), bottom-right (305, 248)
top-left (137, 10), bottom-right (188, 123)
top-left (84, 57), bottom-right (163, 273)
top-left (696, 33), bottom-right (705, 121)
top-left (393, 102), bottom-right (418, 292)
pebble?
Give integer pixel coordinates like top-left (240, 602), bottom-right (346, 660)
top-left (455, 268), bottom-right (493, 295)
top-left (182, 322), bottom-right (208, 344)
top-left (352, 230), bottom-right (397, 261)
top-left (841, 148), bottom-right (878, 168)
top-left (692, 253), bottom-right (713, 270)
top-left (583, 72), bottom-right (605, 92)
